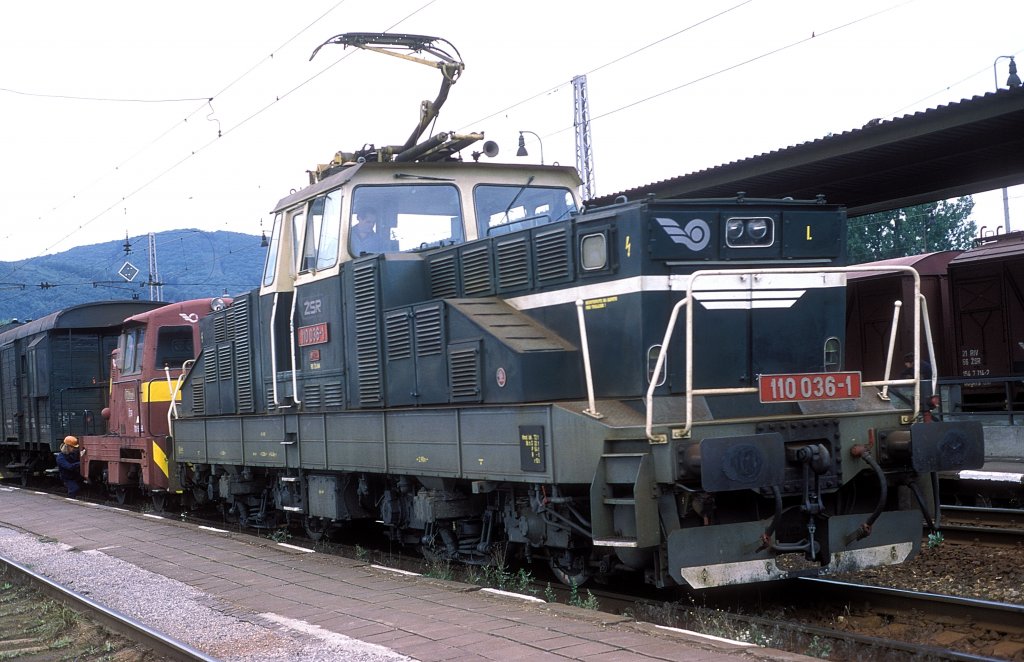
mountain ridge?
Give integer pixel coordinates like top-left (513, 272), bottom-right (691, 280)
top-left (0, 230), bottom-right (265, 322)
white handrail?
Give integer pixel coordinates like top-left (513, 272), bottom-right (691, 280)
top-left (919, 292), bottom-right (939, 400)
top-left (645, 265), bottom-right (928, 443)
top-left (289, 291), bottom-right (302, 405)
top-left (879, 300), bottom-right (902, 401)
top-left (165, 359), bottom-right (195, 433)
top-left (574, 300), bottom-right (602, 418)
top-left (270, 292), bottom-right (280, 405)
top-left (644, 296), bottom-right (690, 441)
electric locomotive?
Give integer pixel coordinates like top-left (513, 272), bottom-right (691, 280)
top-left (166, 33), bottom-right (985, 588)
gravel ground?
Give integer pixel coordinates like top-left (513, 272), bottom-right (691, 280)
top-left (0, 526), bottom-right (415, 662)
top-left (839, 539), bottom-right (1024, 604)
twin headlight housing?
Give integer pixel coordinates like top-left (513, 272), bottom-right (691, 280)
top-left (725, 216), bottom-right (774, 247)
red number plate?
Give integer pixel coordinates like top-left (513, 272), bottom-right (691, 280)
top-left (297, 323), bottom-right (329, 347)
top-left (759, 372), bottom-right (861, 403)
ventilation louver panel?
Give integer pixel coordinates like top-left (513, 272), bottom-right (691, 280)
top-left (496, 238), bottom-right (530, 291)
top-left (448, 343), bottom-right (481, 403)
top-left (429, 255), bottom-right (458, 299)
top-left (385, 312), bottom-right (412, 361)
top-left (303, 383), bottom-right (322, 409)
top-left (534, 227), bottom-right (570, 281)
top-left (192, 380), bottom-right (205, 416)
top-left (415, 306), bottom-right (443, 356)
top-left (229, 296), bottom-right (254, 413)
top-left (323, 383), bottom-right (344, 408)
top-left (353, 263), bottom-right (383, 406)
top-left (213, 315), bottom-right (227, 343)
top-left (203, 348), bottom-right (217, 382)
top-left (461, 246), bottom-right (494, 296)
top-left (216, 345), bottom-right (232, 381)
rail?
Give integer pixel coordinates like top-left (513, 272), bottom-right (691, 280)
top-left (0, 551), bottom-right (219, 662)
top-left (645, 265), bottom-right (936, 442)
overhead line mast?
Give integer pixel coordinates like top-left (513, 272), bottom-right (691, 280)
top-left (147, 233), bottom-right (162, 302)
top-left (573, 75), bottom-right (596, 201)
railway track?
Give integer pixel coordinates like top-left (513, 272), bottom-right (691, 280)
top-left (940, 505), bottom-right (1024, 545)
top-left (583, 577), bottom-right (1024, 661)
top-left (0, 550), bottom-right (218, 662)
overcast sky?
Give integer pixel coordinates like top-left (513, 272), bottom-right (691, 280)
top-left (1, 0), bottom-right (1021, 271)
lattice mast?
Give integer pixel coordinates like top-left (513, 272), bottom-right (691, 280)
top-left (147, 232), bottom-right (163, 302)
top-left (573, 75), bottom-right (596, 201)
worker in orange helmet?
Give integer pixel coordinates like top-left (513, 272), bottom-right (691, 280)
top-left (55, 435), bottom-right (82, 497)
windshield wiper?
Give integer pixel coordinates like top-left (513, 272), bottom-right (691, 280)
top-left (501, 175), bottom-right (535, 224)
top-left (394, 173), bottom-right (455, 181)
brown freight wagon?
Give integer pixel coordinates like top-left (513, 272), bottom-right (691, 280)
top-left (948, 231), bottom-right (1024, 411)
top-left (845, 251), bottom-right (960, 381)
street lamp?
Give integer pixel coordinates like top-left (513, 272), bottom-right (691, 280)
top-left (994, 55), bottom-right (1022, 90)
top-left (993, 56), bottom-right (1021, 233)
top-left (516, 130), bottom-right (544, 165)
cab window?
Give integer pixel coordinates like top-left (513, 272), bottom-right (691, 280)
top-left (474, 185), bottom-right (577, 236)
top-left (154, 326), bottom-right (195, 369)
top-left (291, 211), bottom-right (305, 273)
top-left (350, 184), bottom-right (463, 257)
top-left (299, 198), bottom-right (325, 272)
top-left (119, 328), bottom-right (145, 375)
top-left (262, 213), bottom-right (282, 287)
top-left (315, 190), bottom-right (343, 270)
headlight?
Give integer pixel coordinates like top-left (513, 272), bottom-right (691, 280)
top-left (726, 218), bottom-right (745, 242)
top-left (747, 218), bottom-right (769, 241)
top-left (725, 217), bottom-right (773, 247)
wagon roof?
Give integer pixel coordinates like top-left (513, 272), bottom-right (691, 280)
top-left (0, 300), bottom-right (162, 344)
top-left (951, 230), bottom-right (1024, 265)
top-left (847, 250), bottom-right (961, 280)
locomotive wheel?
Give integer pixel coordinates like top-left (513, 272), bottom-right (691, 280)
top-left (549, 552), bottom-right (591, 587)
top-left (114, 486), bottom-right (133, 505)
top-left (220, 503), bottom-right (239, 524)
top-left (303, 516), bottom-right (328, 542)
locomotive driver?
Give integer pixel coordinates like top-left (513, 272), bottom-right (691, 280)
top-left (55, 435), bottom-right (82, 497)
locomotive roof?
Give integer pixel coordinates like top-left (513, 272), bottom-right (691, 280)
top-left (0, 300), bottom-right (162, 344)
top-left (121, 297), bottom-right (232, 326)
top-left (952, 230), bottom-right (1024, 265)
top-left (271, 160), bottom-right (581, 215)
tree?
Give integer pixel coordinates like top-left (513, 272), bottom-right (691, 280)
top-left (846, 197), bottom-right (977, 264)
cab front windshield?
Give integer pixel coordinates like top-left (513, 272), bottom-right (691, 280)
top-left (474, 184), bottom-right (577, 237)
top-left (350, 184), bottom-right (463, 257)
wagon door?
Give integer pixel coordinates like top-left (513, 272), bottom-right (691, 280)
top-left (953, 275), bottom-right (1006, 378)
top-left (1, 345), bottom-right (19, 442)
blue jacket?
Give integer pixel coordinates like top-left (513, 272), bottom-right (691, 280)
top-left (56, 450), bottom-right (80, 482)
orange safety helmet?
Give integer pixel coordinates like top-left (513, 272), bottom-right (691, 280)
top-left (63, 435), bottom-right (79, 448)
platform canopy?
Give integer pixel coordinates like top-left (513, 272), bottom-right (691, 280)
top-left (589, 89), bottom-right (1024, 217)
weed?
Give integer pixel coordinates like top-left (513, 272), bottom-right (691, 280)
top-left (566, 582), bottom-right (600, 610)
top-left (543, 582), bottom-right (557, 603)
top-left (806, 635), bottom-right (833, 658)
top-left (927, 531), bottom-right (944, 548)
top-left (424, 560), bottom-right (454, 581)
top-left (267, 528), bottom-right (291, 544)
top-left (354, 545), bottom-right (370, 562)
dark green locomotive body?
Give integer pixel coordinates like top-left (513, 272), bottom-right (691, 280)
top-left (173, 160), bottom-right (983, 588)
